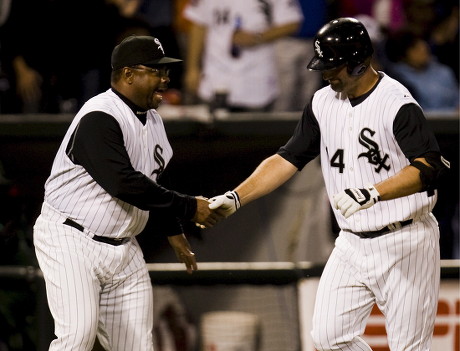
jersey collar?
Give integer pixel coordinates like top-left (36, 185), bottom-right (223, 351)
top-left (111, 88), bottom-right (148, 125)
top-left (349, 72), bottom-right (383, 107)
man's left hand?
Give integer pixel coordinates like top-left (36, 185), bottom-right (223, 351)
top-left (333, 184), bottom-right (380, 218)
top-left (168, 234), bottom-right (197, 274)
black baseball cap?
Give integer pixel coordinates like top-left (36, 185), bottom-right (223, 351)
top-left (111, 35), bottom-right (182, 70)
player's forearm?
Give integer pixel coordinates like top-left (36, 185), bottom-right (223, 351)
top-left (234, 154), bottom-right (297, 206)
top-left (374, 164), bottom-right (423, 201)
top-left (258, 21), bottom-right (301, 44)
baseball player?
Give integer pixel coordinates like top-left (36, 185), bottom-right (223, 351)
top-left (183, 0), bottom-right (303, 111)
top-left (209, 18), bottom-right (450, 351)
top-left (33, 35), bottom-right (221, 351)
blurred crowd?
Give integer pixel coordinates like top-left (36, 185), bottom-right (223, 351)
top-left (0, 0), bottom-right (458, 115)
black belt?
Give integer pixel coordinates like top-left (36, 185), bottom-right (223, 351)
top-left (347, 219), bottom-right (413, 239)
top-left (63, 218), bottom-right (130, 246)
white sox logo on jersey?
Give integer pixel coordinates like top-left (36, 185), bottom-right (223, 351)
top-left (151, 144), bottom-right (165, 176)
top-left (358, 127), bottom-right (390, 173)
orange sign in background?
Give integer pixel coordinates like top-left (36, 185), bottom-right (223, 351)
top-left (299, 279), bottom-right (460, 351)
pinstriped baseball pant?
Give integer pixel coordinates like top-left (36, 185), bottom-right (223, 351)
top-left (34, 203), bottom-right (154, 351)
top-left (311, 213), bottom-right (440, 351)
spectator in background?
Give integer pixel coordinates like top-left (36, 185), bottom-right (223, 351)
top-left (400, 0), bottom-right (438, 38)
top-left (0, 0), bottom-right (13, 113)
top-left (335, 0), bottom-right (405, 32)
top-left (116, 0), bottom-right (185, 102)
top-left (354, 14), bottom-right (387, 72)
top-left (429, 0), bottom-right (459, 82)
top-left (272, 0), bottom-right (327, 112)
top-left (2, 0), bottom-right (109, 113)
top-left (384, 29), bottom-right (459, 112)
top-left (182, 0), bottom-right (302, 112)
top-left (0, 0), bottom-right (149, 114)
top-left (1, 0), bottom-right (59, 113)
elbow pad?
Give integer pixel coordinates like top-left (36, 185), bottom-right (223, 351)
top-left (411, 153), bottom-right (450, 192)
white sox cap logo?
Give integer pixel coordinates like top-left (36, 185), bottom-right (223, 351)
top-left (154, 38), bottom-right (165, 55)
top-left (314, 40), bottom-right (323, 58)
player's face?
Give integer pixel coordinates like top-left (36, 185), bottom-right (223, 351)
top-left (130, 65), bottom-right (170, 109)
top-left (321, 64), bottom-right (359, 96)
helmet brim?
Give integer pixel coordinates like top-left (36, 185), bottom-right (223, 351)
top-left (307, 57), bottom-right (324, 71)
top-left (307, 57), bottom-right (341, 72)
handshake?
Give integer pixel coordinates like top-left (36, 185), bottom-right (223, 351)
top-left (195, 183), bottom-right (381, 228)
top-left (194, 191), bottom-right (241, 229)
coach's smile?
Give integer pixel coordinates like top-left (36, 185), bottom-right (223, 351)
top-left (153, 84), bottom-right (168, 103)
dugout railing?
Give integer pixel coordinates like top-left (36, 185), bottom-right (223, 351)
top-left (0, 261), bottom-right (458, 351)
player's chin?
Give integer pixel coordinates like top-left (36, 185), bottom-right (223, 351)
top-left (328, 80), bottom-right (343, 92)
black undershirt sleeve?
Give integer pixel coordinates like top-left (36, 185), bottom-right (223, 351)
top-left (393, 103), bottom-right (441, 160)
top-left (66, 111), bottom-right (197, 236)
top-left (277, 102), bottom-right (321, 170)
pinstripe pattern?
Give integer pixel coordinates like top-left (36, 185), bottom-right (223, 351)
top-left (45, 89), bottom-right (173, 238)
top-left (311, 214), bottom-right (439, 350)
top-left (32, 89), bottom-right (170, 350)
top-left (313, 73), bottom-right (437, 232)
top-left (310, 73), bottom-right (440, 350)
top-left (34, 202), bottom-right (154, 350)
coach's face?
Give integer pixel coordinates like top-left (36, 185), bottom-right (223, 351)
top-left (129, 65), bottom-right (170, 109)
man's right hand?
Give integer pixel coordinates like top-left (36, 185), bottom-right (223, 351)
top-left (208, 191), bottom-right (241, 218)
top-left (192, 196), bottom-right (224, 228)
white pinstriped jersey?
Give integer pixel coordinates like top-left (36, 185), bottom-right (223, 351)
top-left (312, 73), bottom-right (437, 232)
top-left (44, 89), bottom-right (173, 238)
top-left (184, 0), bottom-right (303, 108)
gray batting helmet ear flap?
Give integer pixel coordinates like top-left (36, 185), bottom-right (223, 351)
top-left (307, 17), bottom-right (374, 72)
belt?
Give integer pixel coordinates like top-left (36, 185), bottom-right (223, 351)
top-left (63, 218), bottom-right (130, 246)
top-left (347, 219), bottom-right (413, 239)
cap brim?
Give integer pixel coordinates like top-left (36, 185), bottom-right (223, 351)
top-left (145, 57), bottom-right (183, 66)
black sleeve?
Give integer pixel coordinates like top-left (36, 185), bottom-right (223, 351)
top-left (66, 111), bottom-right (197, 226)
top-left (148, 210), bottom-right (184, 237)
top-left (393, 103), bottom-right (441, 161)
top-left (277, 102), bottom-right (321, 170)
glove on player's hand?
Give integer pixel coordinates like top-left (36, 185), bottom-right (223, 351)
top-left (208, 191), bottom-right (241, 218)
top-left (333, 184), bottom-right (380, 218)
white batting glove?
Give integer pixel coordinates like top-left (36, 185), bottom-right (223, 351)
top-left (333, 184), bottom-right (380, 218)
top-left (208, 191), bottom-right (241, 217)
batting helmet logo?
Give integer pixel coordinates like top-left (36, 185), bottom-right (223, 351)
top-left (314, 40), bottom-right (323, 58)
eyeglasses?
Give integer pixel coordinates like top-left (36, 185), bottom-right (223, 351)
top-left (130, 65), bottom-right (170, 77)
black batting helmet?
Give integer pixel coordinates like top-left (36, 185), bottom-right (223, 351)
top-left (307, 17), bottom-right (374, 75)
